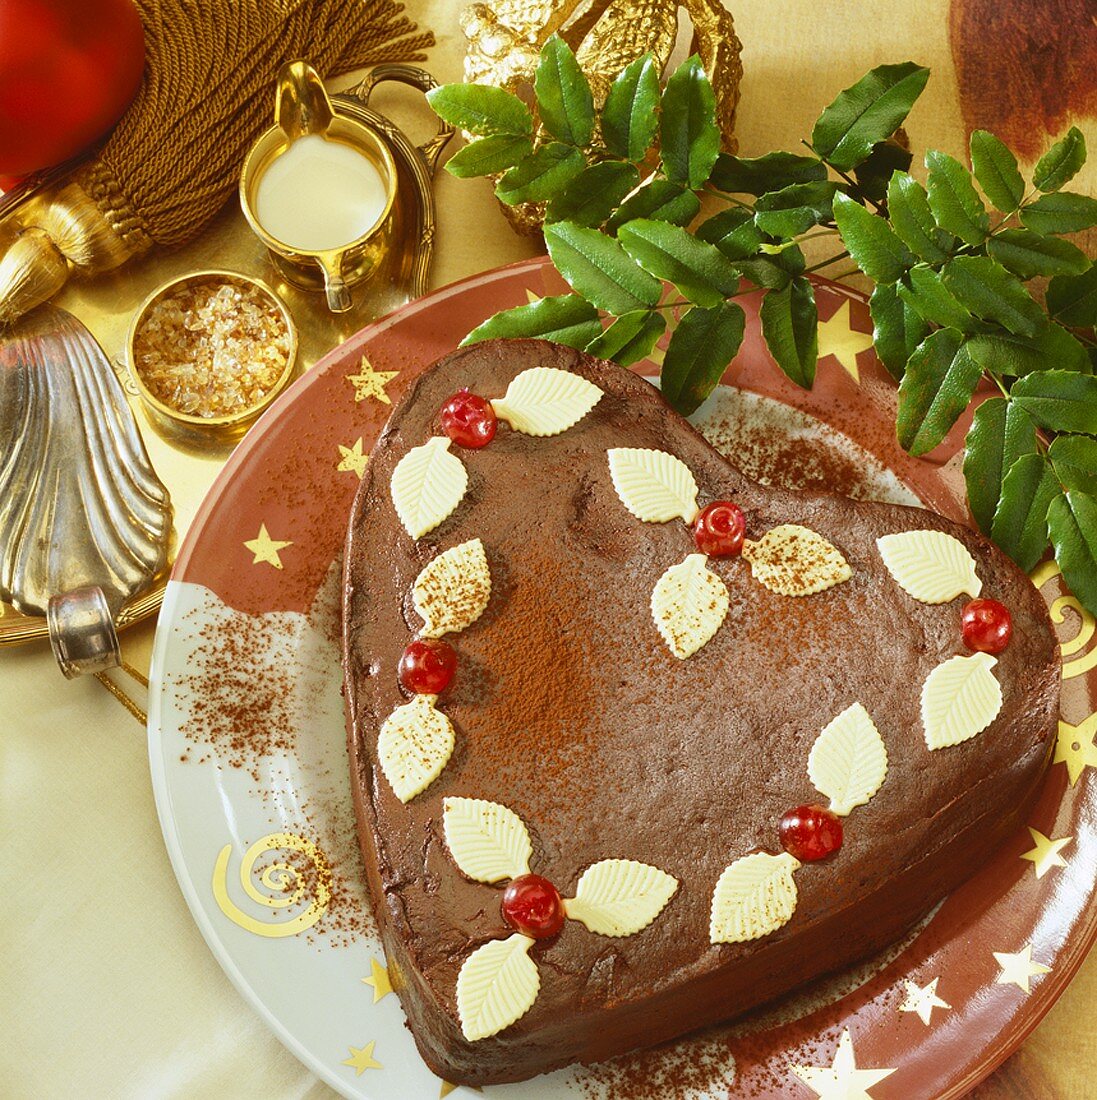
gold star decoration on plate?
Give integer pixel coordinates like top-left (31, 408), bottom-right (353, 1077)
top-left (791, 1028), bottom-right (896, 1099)
top-left (994, 943), bottom-right (1051, 993)
top-left (337, 438), bottom-right (369, 479)
top-left (1020, 827), bottom-right (1072, 879)
top-left (342, 1040), bottom-right (382, 1075)
top-left (243, 523), bottom-right (292, 569)
top-left (899, 977), bottom-right (950, 1026)
top-left (347, 356), bottom-right (398, 405)
top-left (1054, 713), bottom-right (1097, 787)
top-left (817, 299), bottom-right (875, 384)
top-left (440, 1081), bottom-right (483, 1097)
top-left (362, 957), bottom-right (392, 1003)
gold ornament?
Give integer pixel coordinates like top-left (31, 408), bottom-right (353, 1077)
top-left (460, 0), bottom-right (742, 233)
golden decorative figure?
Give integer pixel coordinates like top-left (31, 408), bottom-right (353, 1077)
top-left (341, 1040), bottom-right (383, 1074)
top-left (460, 0), bottom-right (743, 233)
top-left (346, 357), bottom-right (399, 404)
top-left (244, 524), bottom-right (293, 569)
top-left (361, 957), bottom-right (394, 1002)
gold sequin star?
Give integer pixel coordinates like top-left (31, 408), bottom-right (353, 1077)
top-left (1054, 713), bottom-right (1097, 787)
top-left (342, 1040), bottom-right (382, 1075)
top-left (347, 356), bottom-right (398, 405)
top-left (243, 523), bottom-right (292, 569)
top-left (790, 1029), bottom-right (896, 1099)
top-left (361, 957), bottom-right (392, 1003)
top-left (817, 298), bottom-right (875, 383)
top-left (1020, 827), bottom-right (1072, 879)
top-left (994, 943), bottom-right (1051, 993)
top-left (899, 977), bottom-right (950, 1026)
top-left (337, 438), bottom-right (369, 479)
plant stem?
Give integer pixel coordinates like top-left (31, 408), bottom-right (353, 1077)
top-left (801, 140), bottom-right (887, 215)
top-left (989, 372), bottom-right (1010, 398)
top-left (803, 251), bottom-right (851, 273)
top-left (796, 228), bottom-right (841, 243)
top-left (702, 187), bottom-right (754, 211)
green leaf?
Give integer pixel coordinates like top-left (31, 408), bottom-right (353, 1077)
top-left (1047, 266), bottom-right (1097, 327)
top-left (1049, 435), bottom-right (1097, 496)
top-left (965, 324), bottom-right (1090, 378)
top-left (617, 219), bottom-right (739, 307)
top-left (886, 172), bottom-right (953, 263)
top-left (1032, 126), bottom-right (1086, 192)
top-left (1047, 491), bottom-right (1097, 617)
top-left (709, 151), bottom-right (827, 195)
top-left (534, 35), bottom-right (595, 146)
top-left (660, 301), bottom-right (746, 415)
top-left (659, 56), bottom-right (720, 189)
top-left (986, 228), bottom-right (1089, 278)
top-left (941, 255), bottom-right (1045, 337)
top-left (1011, 370), bottom-right (1097, 433)
top-left (546, 161), bottom-right (640, 227)
top-left (461, 293), bottom-right (601, 348)
top-left (852, 139), bottom-right (914, 205)
top-left (759, 277), bottom-right (818, 388)
top-left (898, 265), bottom-right (973, 329)
top-left (585, 310), bottom-right (666, 366)
top-left (811, 62), bottom-right (930, 171)
top-left (444, 134), bottom-right (533, 178)
top-left (495, 143), bottom-right (585, 204)
top-left (1019, 191), bottom-right (1097, 235)
top-left (832, 191), bottom-right (913, 283)
top-left (543, 221), bottom-right (662, 314)
top-left (426, 83), bottom-right (533, 137)
top-left (601, 54), bottom-right (661, 161)
top-left (753, 181), bottom-right (839, 237)
top-left (990, 453), bottom-right (1059, 571)
top-left (606, 180), bottom-right (701, 233)
top-left (963, 398), bottom-right (1038, 534)
top-left (925, 150), bottom-right (989, 245)
top-left (969, 130), bottom-right (1025, 212)
top-left (870, 282), bottom-right (930, 380)
top-left (896, 328), bottom-right (983, 455)
top-left (695, 208), bottom-right (765, 259)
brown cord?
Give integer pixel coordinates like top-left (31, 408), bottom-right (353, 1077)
top-left (75, 0), bottom-right (433, 251)
top-left (95, 671), bottom-right (148, 725)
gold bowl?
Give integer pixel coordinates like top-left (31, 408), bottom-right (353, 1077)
top-left (126, 269), bottom-right (299, 443)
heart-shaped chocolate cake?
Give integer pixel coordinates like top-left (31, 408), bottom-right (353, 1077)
top-left (342, 338), bottom-right (1060, 1086)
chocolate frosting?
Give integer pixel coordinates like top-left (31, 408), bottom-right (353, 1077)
top-left (342, 339), bottom-right (1060, 1086)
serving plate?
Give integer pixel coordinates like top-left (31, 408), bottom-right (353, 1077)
top-left (148, 256), bottom-right (1097, 1099)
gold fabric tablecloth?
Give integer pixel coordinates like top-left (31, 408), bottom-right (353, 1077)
top-left (3, 2), bottom-right (1094, 1096)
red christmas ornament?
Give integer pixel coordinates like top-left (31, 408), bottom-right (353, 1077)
top-left (779, 804), bottom-right (843, 862)
top-left (398, 639), bottom-right (456, 695)
top-left (692, 501), bottom-right (746, 557)
top-left (440, 388), bottom-right (497, 448)
top-left (961, 598), bottom-right (1012, 655)
top-left (501, 874), bottom-right (566, 939)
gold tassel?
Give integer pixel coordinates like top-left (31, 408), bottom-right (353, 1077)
top-left (0, 0), bottom-right (433, 325)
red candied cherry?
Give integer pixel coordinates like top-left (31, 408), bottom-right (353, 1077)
top-left (692, 500), bottom-right (747, 557)
top-left (440, 388), bottom-right (497, 448)
top-left (501, 874), bottom-right (566, 939)
top-left (779, 804), bottom-right (843, 862)
top-left (961, 598), bottom-right (1012, 655)
top-left (398, 639), bottom-right (456, 695)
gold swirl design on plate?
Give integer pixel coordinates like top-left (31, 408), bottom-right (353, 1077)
top-left (1031, 561), bottom-right (1097, 681)
top-left (212, 833), bottom-right (331, 938)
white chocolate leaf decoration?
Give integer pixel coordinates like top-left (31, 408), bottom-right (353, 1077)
top-left (413, 538), bottom-right (491, 638)
top-left (650, 554), bottom-right (730, 659)
top-left (710, 852), bottom-right (801, 944)
top-left (442, 797), bottom-right (532, 883)
top-left (456, 934), bottom-right (540, 1041)
top-left (743, 525), bottom-right (851, 596)
top-left (378, 695), bottom-right (454, 803)
top-left (607, 448), bottom-right (699, 524)
top-left (390, 436), bottom-right (468, 539)
top-left (490, 367), bottom-right (603, 436)
top-left (808, 703), bottom-right (889, 816)
top-left (564, 859), bottom-right (679, 937)
top-left (877, 530), bottom-right (982, 603)
top-left (921, 652), bottom-right (1002, 750)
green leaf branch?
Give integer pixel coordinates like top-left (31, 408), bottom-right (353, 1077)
top-left (427, 38), bottom-right (1097, 616)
